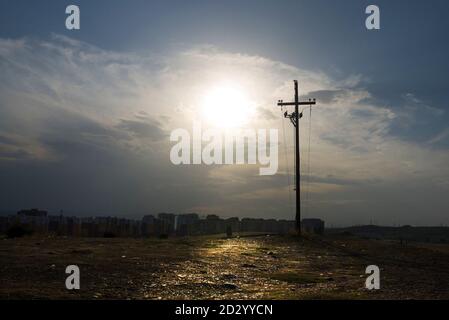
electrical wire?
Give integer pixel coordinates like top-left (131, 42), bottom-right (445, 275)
top-left (305, 105), bottom-right (312, 218)
top-left (281, 107), bottom-right (293, 214)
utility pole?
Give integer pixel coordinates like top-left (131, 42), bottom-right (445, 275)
top-left (277, 80), bottom-right (316, 235)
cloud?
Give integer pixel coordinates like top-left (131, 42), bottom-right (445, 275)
top-left (428, 127), bottom-right (449, 145)
top-left (403, 93), bottom-right (444, 117)
top-left (0, 35), bottom-right (448, 225)
top-left (307, 89), bottom-right (348, 104)
top-left (116, 119), bottom-right (166, 140)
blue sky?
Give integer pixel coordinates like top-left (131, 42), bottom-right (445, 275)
top-left (2, 0), bottom-right (448, 142)
top-left (1, 0), bottom-right (449, 225)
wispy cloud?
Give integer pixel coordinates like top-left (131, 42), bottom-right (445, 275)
top-left (1, 35), bottom-right (448, 225)
top-left (428, 127), bottom-right (449, 145)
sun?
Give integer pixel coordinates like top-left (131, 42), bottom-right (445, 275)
top-left (201, 85), bottom-right (255, 128)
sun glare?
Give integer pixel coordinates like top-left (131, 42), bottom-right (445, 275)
top-left (201, 85), bottom-right (255, 128)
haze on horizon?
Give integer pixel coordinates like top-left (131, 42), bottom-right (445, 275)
top-left (1, 0), bottom-right (449, 226)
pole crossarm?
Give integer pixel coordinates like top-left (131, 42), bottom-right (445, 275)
top-left (277, 100), bottom-right (316, 107)
top-left (276, 80), bottom-right (317, 236)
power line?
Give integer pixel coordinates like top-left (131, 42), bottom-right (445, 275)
top-left (280, 107), bottom-right (293, 213)
top-left (305, 105), bottom-right (312, 218)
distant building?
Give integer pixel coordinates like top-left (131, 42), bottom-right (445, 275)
top-left (141, 215), bottom-right (157, 237)
top-left (0, 216), bottom-right (8, 233)
top-left (241, 218), bottom-right (265, 232)
top-left (277, 220), bottom-right (295, 234)
top-left (142, 215), bottom-right (156, 224)
top-left (177, 213), bottom-right (199, 227)
top-left (176, 213), bottom-right (199, 236)
top-left (17, 209), bottom-right (48, 233)
top-left (131, 220), bottom-right (142, 237)
top-left (17, 208), bottom-right (47, 217)
top-left (0, 209), bottom-right (322, 238)
top-left (240, 218), bottom-right (252, 232)
top-left (263, 219), bottom-right (278, 233)
top-left (224, 217), bottom-right (240, 234)
top-left (206, 214), bottom-right (225, 234)
top-left (158, 213), bottom-right (176, 235)
top-left (80, 218), bottom-right (97, 237)
top-left (301, 218), bottom-right (325, 234)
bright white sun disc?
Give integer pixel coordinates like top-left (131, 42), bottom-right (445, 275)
top-left (201, 86), bottom-right (254, 128)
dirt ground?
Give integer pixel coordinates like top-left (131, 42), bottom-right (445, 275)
top-left (1, 233), bottom-right (448, 299)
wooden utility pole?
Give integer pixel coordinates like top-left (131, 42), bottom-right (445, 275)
top-left (277, 80), bottom-right (316, 235)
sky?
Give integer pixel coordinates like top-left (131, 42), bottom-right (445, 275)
top-left (0, 0), bottom-right (449, 226)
